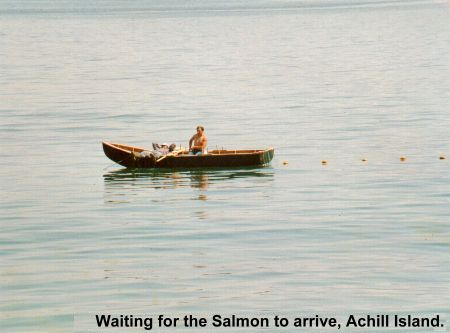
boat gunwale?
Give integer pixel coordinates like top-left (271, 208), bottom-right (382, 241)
top-left (103, 141), bottom-right (146, 154)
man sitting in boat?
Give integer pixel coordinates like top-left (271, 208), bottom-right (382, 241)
top-left (189, 126), bottom-right (208, 155)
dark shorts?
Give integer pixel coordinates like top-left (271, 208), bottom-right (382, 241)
top-left (190, 148), bottom-right (202, 155)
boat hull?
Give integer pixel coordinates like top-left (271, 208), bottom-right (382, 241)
top-left (102, 141), bottom-right (274, 169)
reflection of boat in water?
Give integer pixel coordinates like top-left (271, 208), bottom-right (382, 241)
top-left (104, 167), bottom-right (273, 186)
top-left (103, 167), bottom-right (274, 197)
top-left (103, 167), bottom-right (274, 221)
top-left (104, 169), bottom-right (208, 190)
top-left (102, 141), bottom-right (274, 169)
top-left (103, 167), bottom-right (274, 211)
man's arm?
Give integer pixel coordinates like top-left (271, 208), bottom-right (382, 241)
top-left (189, 135), bottom-right (195, 150)
top-left (201, 136), bottom-right (208, 150)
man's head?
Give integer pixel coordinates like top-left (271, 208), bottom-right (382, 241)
top-left (196, 126), bottom-right (204, 134)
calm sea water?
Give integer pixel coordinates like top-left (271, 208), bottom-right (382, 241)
top-left (1, 1), bottom-right (450, 332)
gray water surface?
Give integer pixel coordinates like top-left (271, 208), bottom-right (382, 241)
top-left (1, 1), bottom-right (450, 332)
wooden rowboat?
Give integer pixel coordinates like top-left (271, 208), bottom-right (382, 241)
top-left (102, 141), bottom-right (274, 169)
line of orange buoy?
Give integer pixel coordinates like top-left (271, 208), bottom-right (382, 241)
top-left (280, 155), bottom-right (446, 166)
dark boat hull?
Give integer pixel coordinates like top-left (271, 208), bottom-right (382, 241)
top-left (102, 141), bottom-right (274, 169)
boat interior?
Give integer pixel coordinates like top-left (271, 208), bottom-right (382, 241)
top-left (105, 142), bottom-right (268, 155)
